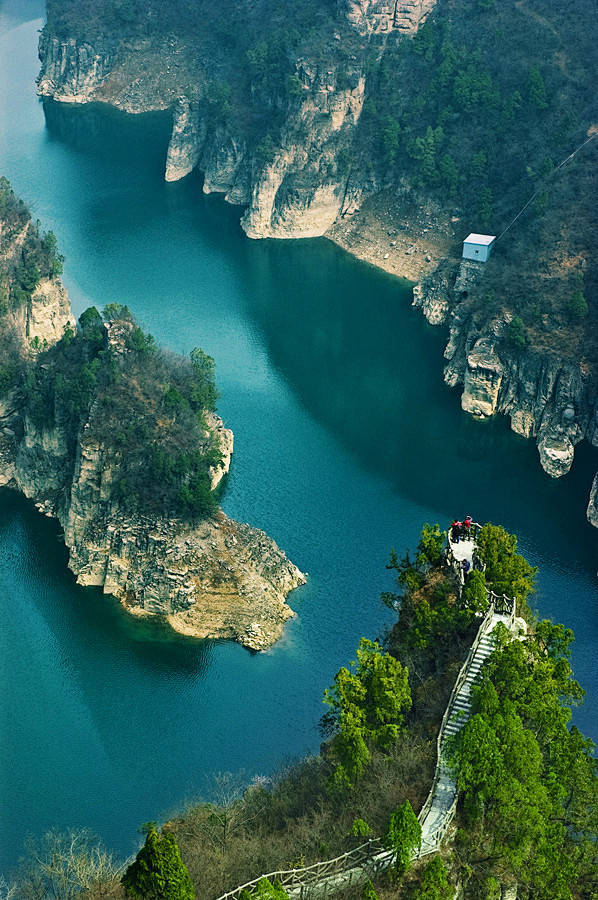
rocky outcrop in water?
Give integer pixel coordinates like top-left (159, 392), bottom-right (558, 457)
top-left (0, 200), bottom-right (304, 650)
top-left (0, 324), bottom-right (304, 649)
top-left (165, 98), bottom-right (205, 183)
top-left (3, 393), bottom-right (302, 649)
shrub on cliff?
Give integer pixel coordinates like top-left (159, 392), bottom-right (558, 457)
top-left (475, 523), bottom-right (536, 612)
top-left (567, 289), bottom-right (589, 320)
top-left (505, 316), bottom-right (528, 350)
top-left (322, 637), bottom-right (411, 789)
top-left (413, 856), bottom-right (453, 900)
top-left (239, 877), bottom-right (289, 900)
top-left (122, 827), bottom-right (194, 900)
top-left (8, 828), bottom-right (123, 900)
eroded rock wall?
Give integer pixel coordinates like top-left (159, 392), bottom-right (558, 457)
top-left (60, 424), bottom-right (301, 650)
top-left (37, 33), bottom-right (116, 102)
top-left (414, 259), bottom-right (595, 481)
top-left (242, 69), bottom-right (366, 238)
top-left (340, 0), bottom-right (436, 35)
top-left (0, 232), bottom-right (303, 648)
top-left (1, 401), bottom-right (302, 650)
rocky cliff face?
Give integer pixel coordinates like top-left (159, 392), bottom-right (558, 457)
top-left (340, 0), bottom-right (436, 35)
top-left (414, 258), bottom-right (595, 481)
top-left (37, 0), bottom-right (437, 240)
top-left (0, 219), bottom-right (76, 347)
top-left (37, 34), bottom-right (367, 235)
top-left (1, 391), bottom-right (303, 649)
top-left (37, 33), bottom-right (117, 103)
top-left (0, 213), bottom-right (304, 649)
top-left (58, 413), bottom-right (301, 650)
top-left (241, 68), bottom-right (366, 239)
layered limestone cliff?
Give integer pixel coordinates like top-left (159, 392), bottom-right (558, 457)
top-left (37, 34), bottom-right (117, 103)
top-left (413, 258), bottom-right (595, 481)
top-left (241, 68), bottom-right (366, 239)
top-left (0, 207), bottom-right (304, 650)
top-left (341, 0), bottom-right (436, 35)
top-left (37, 0), bottom-right (438, 240)
top-left (586, 473), bottom-right (598, 529)
top-left (2, 392), bottom-right (303, 650)
top-left (58, 409), bottom-right (300, 650)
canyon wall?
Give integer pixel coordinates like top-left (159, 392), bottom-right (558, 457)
top-left (37, 0), bottom-right (437, 241)
top-left (414, 259), bottom-right (597, 483)
top-left (35, 0), bottom-right (598, 529)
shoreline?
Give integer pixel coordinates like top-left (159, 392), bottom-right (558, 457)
top-left (325, 188), bottom-right (460, 285)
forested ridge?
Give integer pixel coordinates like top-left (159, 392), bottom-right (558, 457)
top-left (24, 304), bottom-right (222, 519)
top-left (6, 523), bottom-right (597, 899)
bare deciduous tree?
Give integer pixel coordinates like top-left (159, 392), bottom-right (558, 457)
top-left (182, 772), bottom-right (269, 854)
top-left (12, 829), bottom-right (126, 900)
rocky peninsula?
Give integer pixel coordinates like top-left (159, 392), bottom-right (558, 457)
top-left (36, 0), bottom-right (598, 525)
top-left (0, 182), bottom-right (304, 650)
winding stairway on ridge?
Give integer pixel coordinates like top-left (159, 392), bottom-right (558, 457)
top-left (418, 607), bottom-right (523, 855)
top-left (214, 527), bottom-right (526, 900)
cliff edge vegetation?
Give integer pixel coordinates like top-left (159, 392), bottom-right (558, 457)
top-left (5, 522), bottom-right (597, 899)
top-left (0, 180), bottom-right (305, 650)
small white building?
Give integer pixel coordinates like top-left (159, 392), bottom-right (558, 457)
top-left (462, 233), bottom-right (496, 262)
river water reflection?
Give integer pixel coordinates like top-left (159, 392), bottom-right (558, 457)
top-left (0, 0), bottom-right (597, 873)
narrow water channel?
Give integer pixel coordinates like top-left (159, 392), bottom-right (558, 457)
top-left (0, 0), bottom-right (596, 873)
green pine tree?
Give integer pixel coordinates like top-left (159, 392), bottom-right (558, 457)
top-left (527, 63), bottom-right (548, 109)
top-left (384, 799), bottom-right (422, 874)
top-left (122, 827), bottom-right (195, 900)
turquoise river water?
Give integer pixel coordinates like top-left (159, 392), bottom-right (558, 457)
top-left (0, 0), bottom-right (597, 874)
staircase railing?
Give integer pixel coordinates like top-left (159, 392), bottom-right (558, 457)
top-left (415, 601), bottom-right (496, 853)
top-left (213, 839), bottom-right (388, 900)
top-left (212, 524), bottom-right (518, 900)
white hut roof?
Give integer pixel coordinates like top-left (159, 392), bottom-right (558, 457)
top-left (464, 233), bottom-right (496, 245)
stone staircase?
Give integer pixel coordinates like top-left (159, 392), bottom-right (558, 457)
top-left (418, 611), bottom-right (516, 855)
top-left (442, 631), bottom-right (495, 740)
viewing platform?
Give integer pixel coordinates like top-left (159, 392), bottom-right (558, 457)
top-left (446, 519), bottom-right (483, 585)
